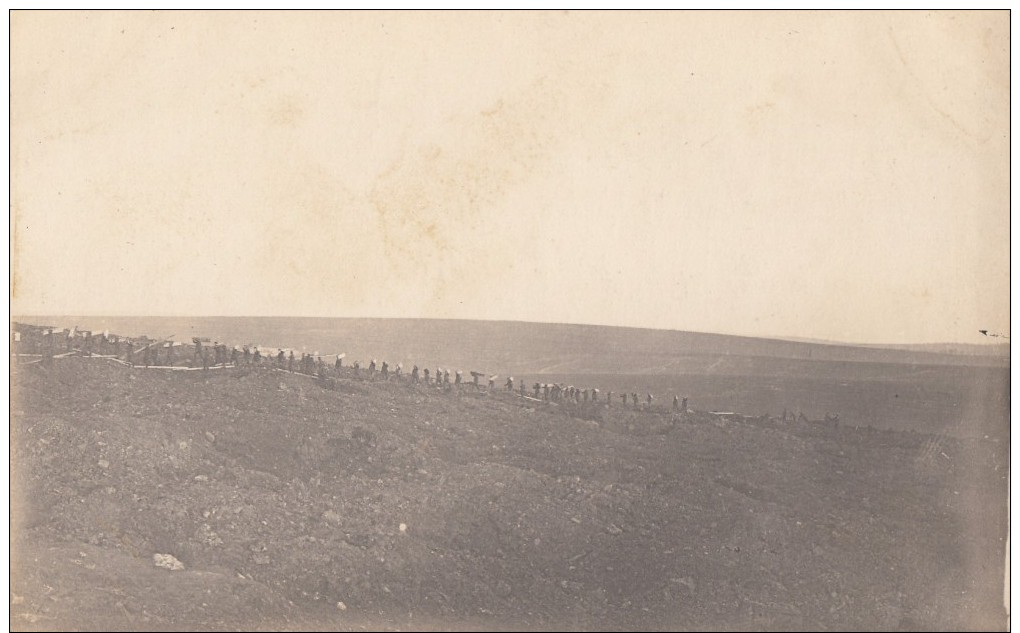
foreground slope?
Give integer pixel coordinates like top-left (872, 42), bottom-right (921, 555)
top-left (10, 357), bottom-right (1008, 630)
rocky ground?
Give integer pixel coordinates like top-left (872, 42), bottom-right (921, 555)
top-left (9, 352), bottom-right (1009, 631)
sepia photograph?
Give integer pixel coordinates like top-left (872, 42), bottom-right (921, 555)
top-left (9, 10), bottom-right (1011, 631)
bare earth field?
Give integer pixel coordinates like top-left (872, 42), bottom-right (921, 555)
top-left (10, 349), bottom-right (1008, 630)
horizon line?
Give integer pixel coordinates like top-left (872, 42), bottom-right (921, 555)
top-left (9, 313), bottom-right (1009, 351)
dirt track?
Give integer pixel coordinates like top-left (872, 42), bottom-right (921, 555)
top-left (10, 354), bottom-right (1009, 631)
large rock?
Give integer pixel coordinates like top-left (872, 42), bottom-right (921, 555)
top-left (153, 553), bottom-right (185, 571)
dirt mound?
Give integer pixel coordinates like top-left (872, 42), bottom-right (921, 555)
top-left (10, 356), bottom-right (1009, 630)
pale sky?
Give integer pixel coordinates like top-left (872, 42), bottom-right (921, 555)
top-left (10, 10), bottom-right (1010, 344)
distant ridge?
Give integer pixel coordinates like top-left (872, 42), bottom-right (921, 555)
top-left (773, 336), bottom-right (1009, 358)
top-left (12, 316), bottom-right (1010, 373)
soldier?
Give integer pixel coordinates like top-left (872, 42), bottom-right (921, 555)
top-left (194, 339), bottom-right (203, 364)
top-left (543, 384), bottom-right (550, 402)
top-left (505, 376), bottom-right (514, 392)
top-left (253, 348), bottom-right (262, 365)
top-left (592, 388), bottom-right (599, 403)
top-left (673, 395), bottom-right (680, 411)
top-left (395, 363), bottom-right (402, 379)
top-left (583, 389), bottom-right (589, 404)
top-left (423, 367), bottom-right (430, 384)
top-left (646, 393), bottom-right (653, 407)
top-left (630, 393), bottom-right (637, 408)
top-left (381, 361), bottom-right (389, 380)
top-left (335, 355), bottom-right (343, 371)
top-left (411, 365), bottom-right (419, 383)
top-left (278, 349), bottom-right (285, 367)
top-left (369, 360), bottom-right (377, 376)
top-left (444, 370), bottom-right (451, 385)
top-left (681, 397), bottom-right (688, 413)
top-left (288, 350), bottom-right (295, 372)
top-left (455, 370), bottom-right (462, 386)
top-left (533, 382), bottom-right (541, 398)
top-left (353, 360), bottom-right (361, 375)
top-left (202, 348), bottom-right (210, 371)
top-left (519, 382), bottom-right (526, 397)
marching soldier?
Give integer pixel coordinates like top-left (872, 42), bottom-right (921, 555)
top-left (411, 365), bottom-right (419, 383)
top-left (505, 376), bottom-right (514, 392)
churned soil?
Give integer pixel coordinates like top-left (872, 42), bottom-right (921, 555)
top-left (10, 355), bottom-right (1008, 631)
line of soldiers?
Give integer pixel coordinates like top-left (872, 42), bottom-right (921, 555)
top-left (15, 324), bottom-right (692, 413)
